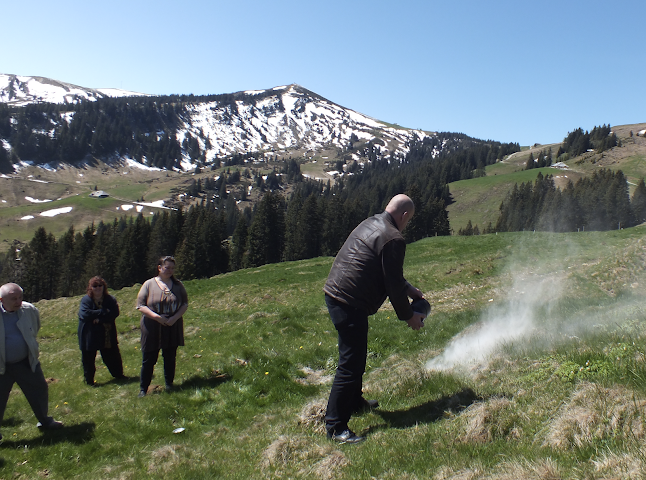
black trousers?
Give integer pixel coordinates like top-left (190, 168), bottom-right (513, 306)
top-left (0, 359), bottom-right (52, 426)
top-left (81, 347), bottom-right (124, 384)
top-left (140, 347), bottom-right (177, 392)
top-left (324, 295), bottom-right (369, 435)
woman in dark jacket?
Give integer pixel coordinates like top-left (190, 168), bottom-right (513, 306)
top-left (78, 276), bottom-right (125, 386)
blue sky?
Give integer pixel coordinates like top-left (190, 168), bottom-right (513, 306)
top-left (2, 0), bottom-right (644, 146)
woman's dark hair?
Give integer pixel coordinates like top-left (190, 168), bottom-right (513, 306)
top-left (86, 276), bottom-right (108, 297)
top-left (157, 256), bottom-right (178, 281)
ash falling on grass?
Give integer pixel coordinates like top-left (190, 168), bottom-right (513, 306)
top-left (426, 252), bottom-right (645, 374)
top-left (426, 273), bottom-right (563, 372)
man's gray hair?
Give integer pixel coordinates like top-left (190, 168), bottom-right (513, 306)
top-left (0, 283), bottom-right (23, 298)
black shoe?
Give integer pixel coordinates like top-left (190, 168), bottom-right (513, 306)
top-left (165, 384), bottom-right (173, 392)
top-left (37, 419), bottom-right (63, 430)
top-left (327, 429), bottom-right (365, 444)
top-left (138, 390), bottom-right (147, 398)
top-left (353, 397), bottom-right (379, 413)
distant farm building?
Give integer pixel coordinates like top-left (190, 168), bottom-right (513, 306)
top-left (89, 190), bottom-right (109, 198)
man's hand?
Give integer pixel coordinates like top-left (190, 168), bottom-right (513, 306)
top-left (407, 284), bottom-right (423, 300)
top-left (406, 312), bottom-right (425, 331)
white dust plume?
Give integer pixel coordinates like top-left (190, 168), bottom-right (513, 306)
top-left (426, 274), bottom-right (563, 372)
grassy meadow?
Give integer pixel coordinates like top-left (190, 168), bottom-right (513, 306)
top-left (1, 226), bottom-right (646, 479)
top-left (447, 125), bottom-right (646, 233)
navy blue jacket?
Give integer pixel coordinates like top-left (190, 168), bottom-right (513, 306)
top-left (78, 294), bottom-right (120, 350)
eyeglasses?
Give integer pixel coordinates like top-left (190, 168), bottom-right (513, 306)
top-left (91, 284), bottom-right (103, 288)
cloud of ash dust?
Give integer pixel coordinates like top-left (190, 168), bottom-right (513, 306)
top-left (425, 273), bottom-right (565, 373)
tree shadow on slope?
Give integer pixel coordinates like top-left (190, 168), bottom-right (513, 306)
top-left (374, 388), bottom-right (481, 430)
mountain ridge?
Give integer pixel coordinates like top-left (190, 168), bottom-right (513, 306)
top-left (0, 74), bottom-right (441, 171)
top-left (0, 73), bottom-right (148, 106)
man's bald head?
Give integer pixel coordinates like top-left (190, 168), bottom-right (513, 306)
top-left (0, 283), bottom-right (24, 312)
top-left (385, 194), bottom-right (415, 232)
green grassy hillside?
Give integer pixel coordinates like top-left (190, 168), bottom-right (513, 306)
top-left (447, 123), bottom-right (646, 233)
top-left (2, 226), bottom-right (645, 478)
top-left (0, 158), bottom-right (283, 253)
top-left (445, 166), bottom-right (566, 233)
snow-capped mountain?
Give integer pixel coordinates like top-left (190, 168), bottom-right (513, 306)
top-left (178, 84), bottom-right (434, 162)
top-left (0, 73), bottom-right (148, 106)
top-left (1, 74), bottom-right (441, 170)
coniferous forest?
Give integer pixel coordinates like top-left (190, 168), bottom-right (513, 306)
top-left (0, 105), bottom-right (520, 302)
top-left (2, 95), bottom-right (638, 304)
top-left (495, 170), bottom-right (646, 233)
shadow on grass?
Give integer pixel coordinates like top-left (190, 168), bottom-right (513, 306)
top-left (0, 422), bottom-right (96, 448)
top-left (175, 371), bottom-right (231, 391)
top-left (374, 388), bottom-right (481, 429)
top-left (100, 375), bottom-right (140, 387)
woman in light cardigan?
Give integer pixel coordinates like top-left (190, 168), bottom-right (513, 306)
top-left (136, 256), bottom-right (188, 397)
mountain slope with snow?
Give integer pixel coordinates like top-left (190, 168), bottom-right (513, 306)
top-left (177, 84), bottom-right (435, 164)
top-left (0, 74), bottom-right (446, 170)
top-left (0, 73), bottom-right (149, 106)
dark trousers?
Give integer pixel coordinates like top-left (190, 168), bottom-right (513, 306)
top-left (0, 359), bottom-right (52, 426)
top-left (324, 295), bottom-right (369, 435)
top-left (81, 347), bottom-right (124, 384)
top-left (140, 347), bottom-right (177, 392)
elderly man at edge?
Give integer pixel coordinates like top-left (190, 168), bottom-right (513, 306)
top-left (0, 283), bottom-right (63, 439)
top-left (323, 194), bottom-right (426, 444)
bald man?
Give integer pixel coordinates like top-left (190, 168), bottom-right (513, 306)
top-left (0, 283), bottom-right (63, 439)
top-left (323, 194), bottom-right (426, 443)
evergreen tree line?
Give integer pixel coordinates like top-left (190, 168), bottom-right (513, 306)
top-left (556, 124), bottom-right (618, 159)
top-left (525, 149), bottom-right (553, 170)
top-left (0, 202), bottom-right (231, 302)
top-left (0, 97), bottom-right (186, 169)
top-left (0, 133), bottom-right (520, 302)
top-left (0, 183), bottom-right (448, 303)
top-left (495, 170), bottom-right (646, 233)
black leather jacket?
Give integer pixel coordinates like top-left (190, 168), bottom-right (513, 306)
top-left (324, 211), bottom-right (414, 320)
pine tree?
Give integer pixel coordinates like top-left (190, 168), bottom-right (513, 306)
top-left (57, 226), bottom-right (79, 297)
top-left (21, 227), bottom-right (59, 301)
top-left (321, 196), bottom-right (345, 256)
top-left (459, 220), bottom-right (474, 236)
top-left (0, 243), bottom-right (24, 286)
top-left (631, 178), bottom-right (646, 224)
top-left (403, 184), bottom-right (424, 243)
top-left (297, 193), bottom-right (322, 259)
top-left (283, 191), bottom-right (304, 261)
top-left (230, 216), bottom-right (249, 271)
top-left (245, 192), bottom-right (285, 267)
top-left (84, 221), bottom-right (119, 288)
